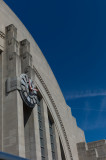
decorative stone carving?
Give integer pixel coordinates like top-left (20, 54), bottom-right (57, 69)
top-left (20, 39), bottom-right (33, 77)
top-left (6, 24), bottom-right (17, 40)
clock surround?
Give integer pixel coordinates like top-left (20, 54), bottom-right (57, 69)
top-left (19, 74), bottom-right (37, 108)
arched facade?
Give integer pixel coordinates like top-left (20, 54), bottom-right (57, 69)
top-left (0, 1), bottom-right (89, 160)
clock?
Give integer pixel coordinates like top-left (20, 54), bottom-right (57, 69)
top-left (19, 74), bottom-right (38, 108)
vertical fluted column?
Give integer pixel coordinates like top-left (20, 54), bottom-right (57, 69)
top-left (0, 50), bottom-right (3, 151)
top-left (41, 99), bottom-right (53, 160)
top-left (33, 104), bottom-right (42, 160)
top-left (54, 126), bottom-right (62, 160)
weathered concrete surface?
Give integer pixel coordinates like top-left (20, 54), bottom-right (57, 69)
top-left (0, 1), bottom-right (86, 160)
top-left (77, 140), bottom-right (106, 160)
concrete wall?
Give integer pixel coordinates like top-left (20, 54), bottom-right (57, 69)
top-left (0, 1), bottom-right (86, 160)
top-left (0, 45), bottom-right (3, 151)
top-left (77, 140), bottom-right (106, 160)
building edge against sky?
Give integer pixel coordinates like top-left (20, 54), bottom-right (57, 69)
top-left (0, 0), bottom-right (106, 160)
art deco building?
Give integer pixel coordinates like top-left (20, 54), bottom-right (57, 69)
top-left (0, 0), bottom-right (106, 160)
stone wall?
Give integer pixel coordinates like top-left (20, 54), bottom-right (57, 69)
top-left (0, 1), bottom-right (86, 160)
top-left (77, 140), bottom-right (106, 160)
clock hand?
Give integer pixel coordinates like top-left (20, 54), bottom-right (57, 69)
top-left (29, 79), bottom-right (38, 92)
top-left (33, 88), bottom-right (38, 91)
top-left (29, 79), bottom-right (33, 90)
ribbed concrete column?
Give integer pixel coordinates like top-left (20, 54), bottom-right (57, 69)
top-left (17, 93), bottom-right (25, 157)
top-left (41, 99), bottom-right (52, 160)
top-left (54, 126), bottom-right (62, 160)
top-left (33, 104), bottom-right (42, 160)
top-left (0, 51), bottom-right (3, 151)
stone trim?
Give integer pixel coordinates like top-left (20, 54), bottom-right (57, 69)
top-left (0, 31), bottom-right (5, 39)
top-left (6, 77), bottom-right (21, 93)
top-left (33, 66), bottom-right (73, 160)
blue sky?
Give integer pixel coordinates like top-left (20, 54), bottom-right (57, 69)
top-left (4, 0), bottom-right (106, 142)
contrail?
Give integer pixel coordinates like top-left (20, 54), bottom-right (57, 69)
top-left (65, 89), bottom-right (106, 100)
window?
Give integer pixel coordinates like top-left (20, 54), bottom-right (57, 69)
top-left (48, 116), bottom-right (56, 160)
top-left (37, 102), bottom-right (46, 160)
top-left (59, 138), bottom-right (66, 160)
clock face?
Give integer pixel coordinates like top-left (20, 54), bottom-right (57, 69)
top-left (19, 74), bottom-right (37, 108)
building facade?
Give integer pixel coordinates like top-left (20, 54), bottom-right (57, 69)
top-left (0, 1), bottom-right (106, 160)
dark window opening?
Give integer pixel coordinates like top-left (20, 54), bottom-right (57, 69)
top-left (59, 138), bottom-right (66, 160)
top-left (37, 100), bottom-right (46, 160)
top-left (48, 110), bottom-right (56, 160)
top-left (23, 103), bottom-right (32, 127)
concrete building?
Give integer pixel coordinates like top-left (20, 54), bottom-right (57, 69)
top-left (0, 0), bottom-right (106, 160)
